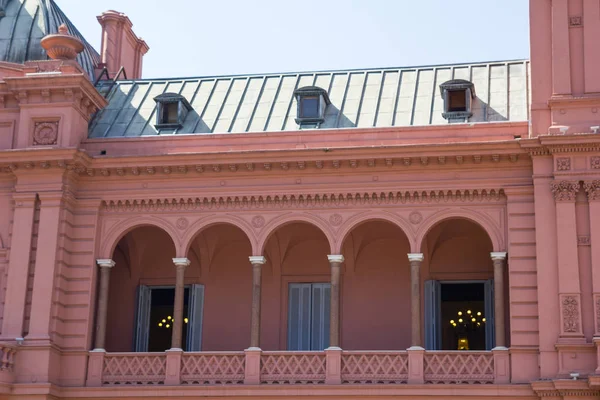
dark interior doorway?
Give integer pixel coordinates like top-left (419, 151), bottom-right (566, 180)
top-left (147, 288), bottom-right (189, 352)
top-left (440, 283), bottom-right (487, 350)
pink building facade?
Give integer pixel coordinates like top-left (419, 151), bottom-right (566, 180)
top-left (0, 1), bottom-right (598, 399)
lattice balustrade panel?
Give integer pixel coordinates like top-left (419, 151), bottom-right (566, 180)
top-left (103, 353), bottom-right (167, 385)
top-left (423, 352), bottom-right (494, 384)
top-left (261, 352), bottom-right (326, 384)
top-left (341, 351), bottom-right (408, 384)
top-left (181, 352), bottom-right (245, 384)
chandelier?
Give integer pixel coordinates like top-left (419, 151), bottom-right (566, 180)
top-left (449, 309), bottom-right (485, 350)
top-left (157, 315), bottom-right (189, 328)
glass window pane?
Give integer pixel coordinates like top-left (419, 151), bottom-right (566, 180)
top-left (301, 97), bottom-right (320, 118)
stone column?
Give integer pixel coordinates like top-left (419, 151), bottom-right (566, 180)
top-left (171, 258), bottom-right (190, 350)
top-left (27, 192), bottom-right (65, 341)
top-left (0, 193), bottom-right (36, 340)
top-left (551, 180), bottom-right (584, 340)
top-left (94, 259), bottom-right (115, 350)
top-left (327, 255), bottom-right (344, 348)
top-left (408, 253), bottom-right (424, 347)
top-left (248, 256), bottom-right (266, 349)
top-left (491, 252), bottom-right (507, 347)
top-left (584, 181), bottom-right (600, 336)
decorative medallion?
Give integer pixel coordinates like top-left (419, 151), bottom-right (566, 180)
top-left (562, 295), bottom-right (580, 333)
top-left (32, 121), bottom-right (58, 145)
top-left (569, 16), bottom-right (582, 27)
top-left (329, 214), bottom-right (343, 227)
top-left (577, 236), bottom-right (591, 246)
top-left (551, 180), bottom-right (580, 201)
top-left (591, 156), bottom-right (600, 170)
top-left (409, 211), bottom-right (423, 225)
top-left (251, 215), bottom-right (265, 229)
top-left (584, 180), bottom-right (600, 201)
top-left (556, 157), bottom-right (571, 171)
top-left (176, 217), bottom-right (189, 230)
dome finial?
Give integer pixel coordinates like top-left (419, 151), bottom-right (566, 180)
top-left (41, 23), bottom-right (84, 60)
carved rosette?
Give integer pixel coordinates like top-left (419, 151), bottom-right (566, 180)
top-left (556, 157), bottom-right (571, 171)
top-left (32, 121), bottom-right (59, 146)
top-left (251, 216), bottom-right (265, 229)
top-left (176, 217), bottom-right (189, 230)
top-left (591, 156), bottom-right (600, 170)
top-left (561, 295), bottom-right (581, 334)
top-left (329, 214), bottom-right (343, 227)
top-left (409, 211), bottom-right (423, 225)
top-left (551, 180), bottom-right (580, 202)
top-left (584, 180), bottom-right (600, 201)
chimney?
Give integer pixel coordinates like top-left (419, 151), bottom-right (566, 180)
top-left (97, 10), bottom-right (149, 80)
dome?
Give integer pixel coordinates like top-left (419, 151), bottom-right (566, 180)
top-left (0, 0), bottom-right (99, 79)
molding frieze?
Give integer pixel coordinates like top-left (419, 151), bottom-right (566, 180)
top-left (101, 189), bottom-right (506, 213)
top-left (551, 180), bottom-right (580, 202)
top-left (584, 180), bottom-right (600, 201)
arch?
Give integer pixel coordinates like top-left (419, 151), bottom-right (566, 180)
top-left (414, 208), bottom-right (504, 253)
top-left (181, 215), bottom-right (257, 257)
top-left (98, 216), bottom-right (180, 260)
top-left (257, 213), bottom-right (335, 255)
top-left (334, 211), bottom-right (415, 254)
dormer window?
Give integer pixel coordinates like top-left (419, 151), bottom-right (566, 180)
top-left (440, 79), bottom-right (475, 123)
top-left (153, 93), bottom-right (193, 130)
top-left (294, 86), bottom-right (330, 125)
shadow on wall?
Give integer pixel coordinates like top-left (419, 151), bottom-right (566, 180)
top-left (472, 97), bottom-right (508, 123)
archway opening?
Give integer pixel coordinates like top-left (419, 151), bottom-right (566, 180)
top-left (185, 223), bottom-right (253, 351)
top-left (262, 222), bottom-right (331, 351)
top-left (420, 218), bottom-right (495, 351)
top-left (340, 220), bottom-right (411, 350)
top-left (105, 226), bottom-right (176, 352)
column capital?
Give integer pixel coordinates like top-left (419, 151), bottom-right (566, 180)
top-left (584, 180), bottom-right (600, 201)
top-left (96, 259), bottom-right (115, 268)
top-left (551, 180), bottom-right (580, 202)
top-left (407, 253), bottom-right (424, 262)
top-left (327, 254), bottom-right (344, 263)
top-left (172, 258), bottom-right (190, 267)
top-left (490, 252), bottom-right (508, 261)
top-left (249, 256), bottom-right (266, 265)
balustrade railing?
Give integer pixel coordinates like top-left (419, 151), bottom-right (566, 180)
top-left (341, 351), bottom-right (409, 384)
top-left (260, 351), bottom-right (326, 384)
top-left (181, 352), bottom-right (245, 385)
top-left (86, 347), bottom-right (510, 387)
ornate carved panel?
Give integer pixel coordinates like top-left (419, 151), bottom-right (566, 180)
top-left (560, 294), bottom-right (582, 335)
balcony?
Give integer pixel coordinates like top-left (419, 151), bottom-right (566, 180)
top-left (86, 347), bottom-right (510, 387)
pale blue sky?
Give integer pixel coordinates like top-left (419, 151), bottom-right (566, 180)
top-left (56, 0), bottom-right (530, 79)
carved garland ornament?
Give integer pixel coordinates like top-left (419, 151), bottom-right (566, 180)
top-left (561, 295), bottom-right (580, 333)
top-left (550, 181), bottom-right (580, 201)
top-left (584, 180), bottom-right (600, 201)
top-left (32, 121), bottom-right (58, 146)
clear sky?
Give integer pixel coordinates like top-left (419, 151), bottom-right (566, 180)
top-left (56, 0), bottom-right (530, 79)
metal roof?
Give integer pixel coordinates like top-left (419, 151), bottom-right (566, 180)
top-left (89, 60), bottom-right (530, 138)
top-left (0, 0), bottom-right (100, 80)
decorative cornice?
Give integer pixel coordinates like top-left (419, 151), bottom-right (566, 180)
top-left (584, 180), bottom-right (600, 201)
top-left (101, 189), bottom-right (505, 212)
top-left (551, 180), bottom-right (581, 202)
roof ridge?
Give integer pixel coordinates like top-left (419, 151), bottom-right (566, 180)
top-left (121, 58), bottom-right (530, 83)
